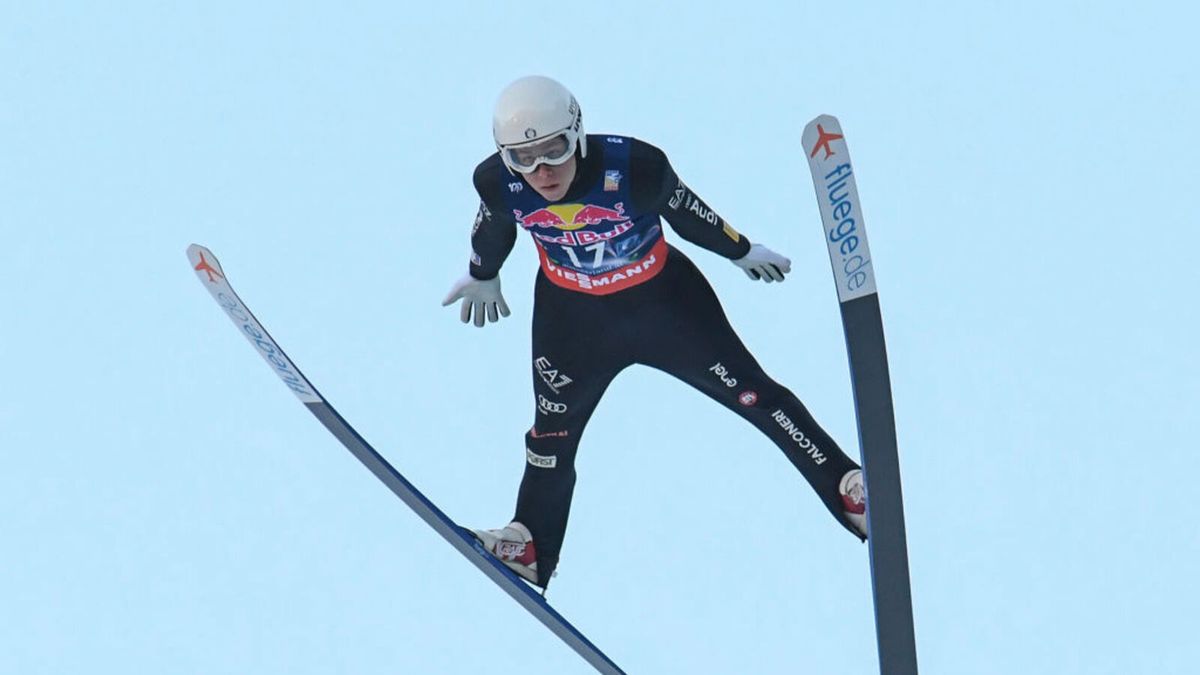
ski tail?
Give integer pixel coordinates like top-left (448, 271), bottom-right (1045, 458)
top-left (186, 244), bottom-right (626, 675)
top-left (801, 117), bottom-right (919, 674)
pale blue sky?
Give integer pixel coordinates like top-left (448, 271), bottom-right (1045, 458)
top-left (3, 2), bottom-right (1197, 673)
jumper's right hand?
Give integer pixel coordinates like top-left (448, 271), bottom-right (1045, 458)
top-left (442, 273), bottom-right (511, 327)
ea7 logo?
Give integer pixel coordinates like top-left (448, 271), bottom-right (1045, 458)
top-left (538, 394), bottom-right (568, 415)
top-left (668, 179), bottom-right (686, 210)
top-left (472, 202), bottom-right (491, 236)
top-left (535, 356), bottom-right (573, 393)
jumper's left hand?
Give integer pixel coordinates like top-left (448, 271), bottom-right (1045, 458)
top-left (732, 243), bottom-right (791, 282)
top-left (441, 273), bottom-right (511, 327)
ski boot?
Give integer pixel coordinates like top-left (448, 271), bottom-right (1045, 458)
top-left (839, 469), bottom-right (868, 539)
top-left (472, 521), bottom-right (539, 585)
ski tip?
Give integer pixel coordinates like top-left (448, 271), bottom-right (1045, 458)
top-left (187, 244), bottom-right (227, 283)
top-left (802, 115), bottom-right (848, 164)
top-left (803, 113), bottom-right (840, 133)
top-left (186, 243), bottom-right (211, 258)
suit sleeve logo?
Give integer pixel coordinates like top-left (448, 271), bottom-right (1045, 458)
top-left (667, 179), bottom-right (686, 210)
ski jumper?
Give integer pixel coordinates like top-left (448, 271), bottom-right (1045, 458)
top-left (469, 135), bottom-right (863, 585)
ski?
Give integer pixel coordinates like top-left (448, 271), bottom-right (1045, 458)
top-left (186, 244), bottom-right (626, 675)
top-left (802, 116), bottom-right (919, 674)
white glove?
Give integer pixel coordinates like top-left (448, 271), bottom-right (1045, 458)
top-left (442, 273), bottom-right (511, 327)
top-left (732, 243), bottom-right (791, 282)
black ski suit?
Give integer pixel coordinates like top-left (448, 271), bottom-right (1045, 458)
top-left (468, 135), bottom-right (862, 586)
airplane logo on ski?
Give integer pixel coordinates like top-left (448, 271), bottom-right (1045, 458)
top-left (193, 251), bottom-right (224, 283)
top-left (808, 124), bottom-right (844, 160)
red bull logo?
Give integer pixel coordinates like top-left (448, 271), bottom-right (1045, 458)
top-left (571, 203), bottom-right (625, 226)
top-left (514, 202), bottom-right (627, 231)
top-left (530, 220), bottom-right (632, 246)
top-left (514, 208), bottom-right (567, 228)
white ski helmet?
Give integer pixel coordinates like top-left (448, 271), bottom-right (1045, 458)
top-left (492, 75), bottom-right (586, 175)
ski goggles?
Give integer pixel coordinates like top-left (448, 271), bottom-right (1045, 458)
top-left (501, 131), bottom-right (577, 174)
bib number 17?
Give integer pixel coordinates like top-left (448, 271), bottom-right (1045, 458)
top-left (561, 242), bottom-right (605, 269)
